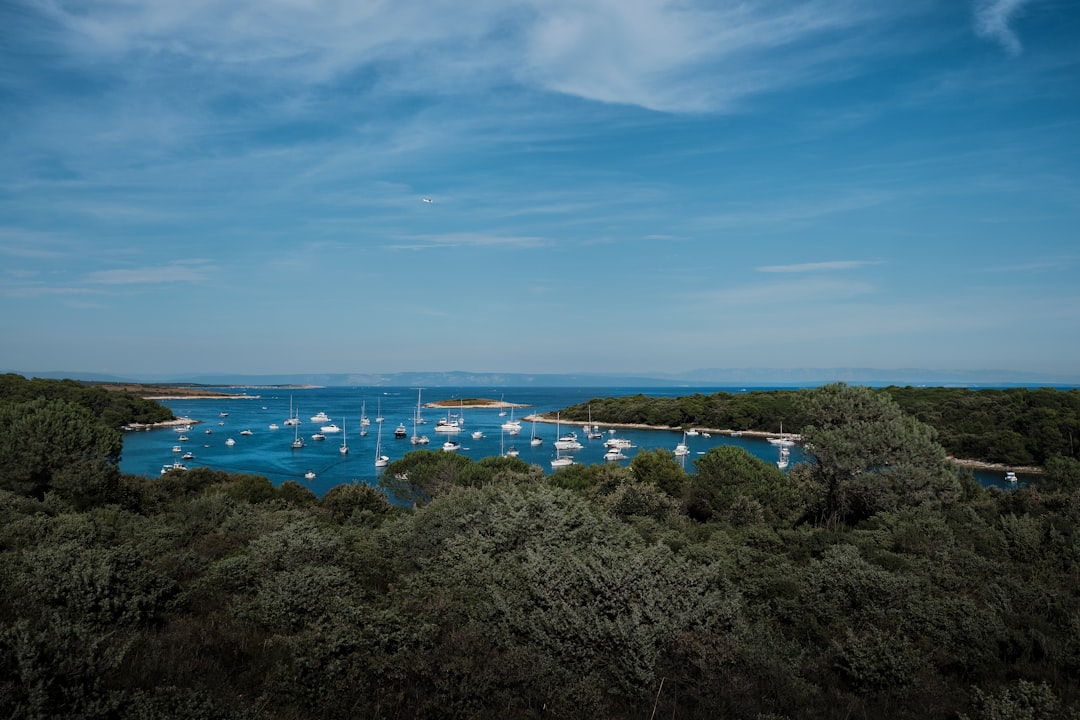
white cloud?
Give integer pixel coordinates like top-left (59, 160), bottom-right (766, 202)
top-left (83, 260), bottom-right (215, 285)
top-left (973, 0), bottom-right (1034, 55)
top-left (30, 0), bottom-right (902, 113)
top-left (757, 260), bottom-right (883, 273)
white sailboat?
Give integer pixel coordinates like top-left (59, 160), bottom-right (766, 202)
top-left (768, 422), bottom-right (795, 447)
top-left (284, 395), bottom-right (300, 426)
top-left (291, 414), bottom-right (304, 449)
top-left (360, 401), bottom-right (370, 428)
top-left (674, 431), bottom-right (690, 457)
top-left (374, 422), bottom-right (389, 468)
top-left (414, 387), bottom-right (427, 425)
top-left (551, 413), bottom-right (574, 468)
top-left (339, 417), bottom-right (348, 455)
top-left (375, 399), bottom-right (384, 424)
top-left (530, 418), bottom-right (542, 446)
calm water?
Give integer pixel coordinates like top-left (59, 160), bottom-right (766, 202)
top-left (120, 386), bottom-right (1024, 496)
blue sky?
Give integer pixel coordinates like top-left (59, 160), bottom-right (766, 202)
top-left (2, 0), bottom-right (1078, 379)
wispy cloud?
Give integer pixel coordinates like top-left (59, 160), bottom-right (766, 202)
top-left (83, 260), bottom-right (215, 285)
top-left (386, 232), bottom-right (548, 250)
top-left (28, 0), bottom-right (909, 114)
top-left (757, 260), bottom-right (883, 273)
top-left (973, 0), bottom-right (1035, 55)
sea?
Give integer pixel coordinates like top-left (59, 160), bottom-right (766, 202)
top-left (119, 386), bottom-right (1026, 497)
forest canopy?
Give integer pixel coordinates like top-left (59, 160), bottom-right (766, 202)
top-left (1, 379), bottom-right (1078, 718)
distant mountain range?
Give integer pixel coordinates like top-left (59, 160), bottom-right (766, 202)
top-left (7, 368), bottom-right (1079, 388)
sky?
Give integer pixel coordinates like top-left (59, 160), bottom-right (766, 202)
top-left (1, 0), bottom-right (1079, 380)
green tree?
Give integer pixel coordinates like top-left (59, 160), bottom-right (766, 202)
top-left (0, 398), bottom-right (122, 507)
top-left (688, 445), bottom-right (797, 523)
top-left (796, 383), bottom-right (960, 526)
top-left (629, 448), bottom-right (687, 497)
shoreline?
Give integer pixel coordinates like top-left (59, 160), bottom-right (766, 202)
top-left (521, 414), bottom-right (1042, 474)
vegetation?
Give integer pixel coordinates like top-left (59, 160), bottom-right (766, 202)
top-left (0, 374), bottom-right (173, 428)
top-left (562, 385), bottom-right (1080, 467)
top-left (1, 380), bottom-right (1079, 718)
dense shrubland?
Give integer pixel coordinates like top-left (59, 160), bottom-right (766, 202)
top-left (0, 373), bottom-right (172, 428)
top-left (563, 385), bottom-right (1080, 467)
top-left (2, 380), bottom-right (1079, 719)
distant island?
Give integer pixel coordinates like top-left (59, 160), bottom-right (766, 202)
top-left (425, 398), bottom-right (526, 409)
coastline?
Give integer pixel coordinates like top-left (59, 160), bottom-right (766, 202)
top-left (522, 414), bottom-right (1042, 474)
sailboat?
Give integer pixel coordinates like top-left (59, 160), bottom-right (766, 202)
top-left (501, 404), bottom-right (520, 432)
top-left (768, 422), bottom-right (795, 447)
top-left (291, 412), bottom-right (304, 449)
top-left (776, 446), bottom-right (790, 469)
top-left (375, 399), bottom-right (384, 424)
top-left (530, 418), bottom-right (542, 446)
top-left (374, 422), bottom-right (389, 468)
top-left (551, 413), bottom-right (574, 468)
top-left (585, 404), bottom-right (603, 439)
top-left (360, 401), bottom-right (370, 428)
top-left (284, 395), bottom-right (300, 426)
top-left (498, 393), bottom-right (507, 417)
top-left (410, 398), bottom-right (429, 445)
top-left (414, 387), bottom-right (427, 425)
top-left (339, 417), bottom-right (348, 455)
top-left (674, 431), bottom-right (690, 457)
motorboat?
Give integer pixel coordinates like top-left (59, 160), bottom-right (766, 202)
top-left (161, 461), bottom-right (188, 475)
top-left (311, 432), bottom-right (326, 441)
top-left (240, 429), bottom-right (253, 436)
top-left (311, 411), bottom-right (331, 423)
top-left (1005, 471), bottom-right (1018, 483)
top-left (268, 423), bottom-right (279, 430)
top-left (304, 470), bottom-right (316, 480)
top-left (172, 445), bottom-right (182, 453)
top-left (604, 447), bottom-right (626, 461)
top-left (320, 423), bottom-right (341, 433)
top-left (472, 431), bottom-right (484, 439)
top-left (442, 440), bottom-right (461, 452)
top-left (182, 451), bottom-right (195, 460)
top-left (604, 437), bottom-right (633, 449)
top-left (225, 438), bottom-right (236, 446)
top-left (394, 423), bottom-right (407, 439)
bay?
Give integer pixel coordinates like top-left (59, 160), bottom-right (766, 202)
top-left (119, 385), bottom-right (1024, 496)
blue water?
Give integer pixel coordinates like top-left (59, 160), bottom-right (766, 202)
top-left (119, 386), bottom-right (1024, 496)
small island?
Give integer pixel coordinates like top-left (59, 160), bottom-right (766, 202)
top-left (425, 398), bottom-right (529, 409)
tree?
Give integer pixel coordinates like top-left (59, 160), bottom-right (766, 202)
top-left (629, 448), bottom-right (687, 498)
top-left (0, 398), bottom-right (122, 507)
top-left (795, 383), bottom-right (960, 527)
top-left (688, 445), bottom-right (797, 523)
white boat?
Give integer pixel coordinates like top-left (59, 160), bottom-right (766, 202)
top-left (434, 409), bottom-right (462, 433)
top-left (685, 428), bottom-right (700, 437)
top-left (555, 429), bottom-right (582, 451)
top-left (506, 446), bottom-right (519, 457)
top-left (205, 428), bottom-right (212, 434)
top-left (584, 405), bottom-right (603, 439)
top-left (304, 470), bottom-right (316, 480)
top-left (360, 401), bottom-right (371, 427)
top-left (472, 430), bottom-right (484, 440)
top-left (240, 429), bottom-right (253, 436)
top-left (604, 437), bottom-right (633, 449)
top-left (161, 461), bottom-right (188, 475)
top-left (311, 432), bottom-right (326, 441)
top-left (394, 423), bottom-right (407, 439)
top-left (767, 423), bottom-right (795, 447)
top-left (179, 435), bottom-right (189, 442)
top-left (776, 446), bottom-right (790, 469)
top-left (374, 422), bottom-right (389, 467)
top-left (284, 395), bottom-right (300, 426)
top-left (339, 418), bottom-right (348, 455)
top-left (501, 406), bottom-right (520, 431)
top-left (414, 388), bottom-right (427, 425)
top-left (320, 423), bottom-right (341, 433)
top-left (551, 413), bottom-right (575, 468)
top-left (172, 445), bottom-right (182, 453)
top-left (181, 451), bottom-right (195, 460)
top-left (1005, 471), bottom-right (1018, 483)
top-left (375, 399), bottom-right (384, 424)
top-left (268, 423), bottom-right (279, 430)
top-left (311, 411), bottom-right (330, 423)
top-left (604, 447), bottom-right (626, 461)
top-left (498, 393), bottom-right (507, 417)
top-left (442, 440), bottom-right (461, 452)
top-left (674, 431), bottom-right (690, 457)
top-left (530, 419), bottom-right (542, 446)
top-left (410, 407), bottom-right (429, 445)
top-left (291, 420), bottom-right (304, 449)
top-left (225, 438), bottom-right (236, 446)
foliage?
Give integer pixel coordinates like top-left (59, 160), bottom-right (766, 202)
top-left (0, 373), bottom-right (173, 428)
top-left (2, 382), bottom-right (1080, 719)
top-left (795, 383), bottom-right (961, 526)
top-left (562, 384), bottom-right (1080, 467)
